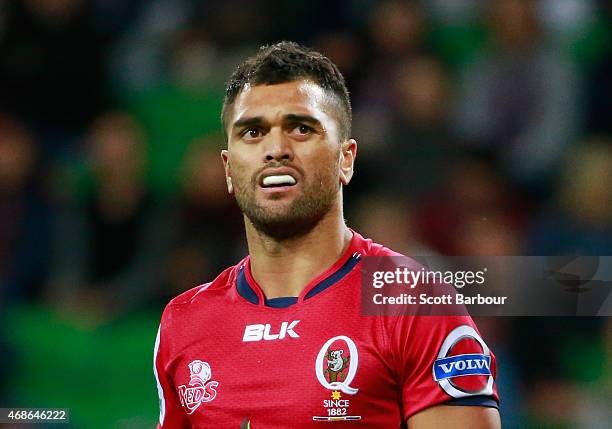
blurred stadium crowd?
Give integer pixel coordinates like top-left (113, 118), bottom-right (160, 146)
top-left (0, 0), bottom-right (610, 427)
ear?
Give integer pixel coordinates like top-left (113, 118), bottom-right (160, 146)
top-left (221, 149), bottom-right (233, 194)
top-left (339, 139), bottom-right (357, 186)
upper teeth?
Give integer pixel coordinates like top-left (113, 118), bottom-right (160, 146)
top-left (262, 175), bottom-right (296, 187)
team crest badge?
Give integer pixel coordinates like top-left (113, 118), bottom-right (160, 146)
top-left (178, 360), bottom-right (219, 414)
top-left (313, 336), bottom-right (361, 421)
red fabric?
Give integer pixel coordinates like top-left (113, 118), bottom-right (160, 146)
top-left (154, 231), bottom-right (498, 428)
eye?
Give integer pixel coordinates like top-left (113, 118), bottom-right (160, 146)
top-left (290, 124), bottom-right (313, 136)
top-left (241, 128), bottom-right (263, 140)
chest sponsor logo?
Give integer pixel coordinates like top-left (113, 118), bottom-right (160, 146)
top-left (432, 325), bottom-right (494, 398)
top-left (313, 336), bottom-right (361, 422)
top-left (177, 360), bottom-right (219, 414)
top-left (242, 320), bottom-right (300, 342)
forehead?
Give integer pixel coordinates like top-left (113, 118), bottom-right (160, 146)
top-left (230, 80), bottom-right (336, 126)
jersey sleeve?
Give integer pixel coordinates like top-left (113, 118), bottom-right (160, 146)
top-left (391, 315), bottom-right (499, 421)
top-left (154, 316), bottom-right (191, 429)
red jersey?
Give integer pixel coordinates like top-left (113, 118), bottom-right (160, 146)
top-left (154, 231), bottom-right (499, 428)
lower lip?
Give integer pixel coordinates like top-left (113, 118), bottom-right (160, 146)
top-left (259, 185), bottom-right (297, 194)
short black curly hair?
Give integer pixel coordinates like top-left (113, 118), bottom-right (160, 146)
top-left (221, 41), bottom-right (352, 141)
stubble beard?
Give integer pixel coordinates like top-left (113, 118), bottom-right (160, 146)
top-left (233, 170), bottom-right (339, 241)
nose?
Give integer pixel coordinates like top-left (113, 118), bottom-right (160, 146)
top-left (264, 127), bottom-right (293, 163)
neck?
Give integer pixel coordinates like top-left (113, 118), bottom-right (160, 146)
top-left (244, 200), bottom-right (352, 299)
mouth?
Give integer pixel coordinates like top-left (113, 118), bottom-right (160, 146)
top-left (259, 169), bottom-right (299, 189)
top-left (262, 174), bottom-right (297, 187)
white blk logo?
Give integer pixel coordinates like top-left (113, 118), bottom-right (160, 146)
top-left (243, 320), bottom-right (300, 342)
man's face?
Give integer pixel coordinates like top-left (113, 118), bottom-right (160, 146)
top-left (222, 80), bottom-right (355, 240)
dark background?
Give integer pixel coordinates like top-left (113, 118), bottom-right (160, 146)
top-left (0, 0), bottom-right (610, 427)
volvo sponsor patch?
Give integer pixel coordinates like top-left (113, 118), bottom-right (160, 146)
top-left (433, 353), bottom-right (491, 381)
top-left (433, 325), bottom-right (494, 398)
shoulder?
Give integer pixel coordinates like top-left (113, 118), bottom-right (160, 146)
top-left (351, 230), bottom-right (404, 258)
top-left (156, 261), bottom-right (244, 359)
top-left (161, 260), bottom-right (243, 317)
top-left (352, 230), bottom-right (425, 274)
top-left (170, 271), bottom-right (232, 305)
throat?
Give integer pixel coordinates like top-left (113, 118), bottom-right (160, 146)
top-left (246, 226), bottom-right (354, 300)
top-left (254, 268), bottom-right (314, 299)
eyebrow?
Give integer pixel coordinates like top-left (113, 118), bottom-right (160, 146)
top-left (232, 114), bottom-right (323, 131)
top-left (232, 116), bottom-right (265, 130)
top-left (284, 114), bottom-right (322, 128)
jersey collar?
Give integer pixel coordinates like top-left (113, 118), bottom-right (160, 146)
top-left (236, 232), bottom-right (362, 308)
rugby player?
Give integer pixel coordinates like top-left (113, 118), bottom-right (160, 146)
top-left (154, 41), bottom-right (501, 428)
